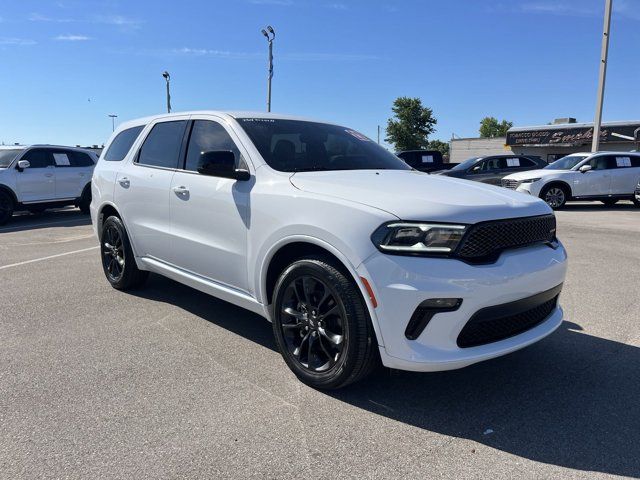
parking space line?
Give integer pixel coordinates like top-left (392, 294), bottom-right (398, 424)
top-left (0, 218), bottom-right (90, 233)
top-left (0, 246), bottom-right (99, 271)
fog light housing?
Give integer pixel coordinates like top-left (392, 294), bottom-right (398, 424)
top-left (404, 298), bottom-right (463, 340)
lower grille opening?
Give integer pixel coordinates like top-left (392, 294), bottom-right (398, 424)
top-left (457, 285), bottom-right (562, 348)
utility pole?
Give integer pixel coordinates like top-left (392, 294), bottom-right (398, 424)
top-left (108, 114), bottom-right (118, 132)
top-left (261, 26), bottom-right (275, 112)
top-left (591, 0), bottom-right (613, 153)
top-left (377, 125), bottom-right (381, 144)
top-left (162, 71), bottom-right (171, 113)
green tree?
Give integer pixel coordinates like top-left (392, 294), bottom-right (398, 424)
top-left (385, 97), bottom-right (437, 151)
top-left (479, 117), bottom-right (513, 138)
top-left (427, 139), bottom-right (450, 159)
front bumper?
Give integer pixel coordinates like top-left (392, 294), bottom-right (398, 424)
top-left (514, 181), bottom-right (544, 197)
top-left (358, 241), bottom-right (567, 372)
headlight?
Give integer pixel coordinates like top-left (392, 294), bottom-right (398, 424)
top-left (521, 178), bottom-right (541, 184)
top-left (371, 222), bottom-right (467, 256)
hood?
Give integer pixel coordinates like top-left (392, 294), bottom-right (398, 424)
top-left (502, 169), bottom-right (565, 181)
top-left (290, 170), bottom-right (551, 223)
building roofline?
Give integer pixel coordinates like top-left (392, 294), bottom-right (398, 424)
top-left (508, 120), bottom-right (640, 132)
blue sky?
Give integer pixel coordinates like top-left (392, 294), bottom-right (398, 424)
top-left (0, 0), bottom-right (638, 147)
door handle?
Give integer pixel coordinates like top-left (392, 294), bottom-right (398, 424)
top-left (172, 186), bottom-right (189, 195)
top-left (44, 173), bottom-right (54, 178)
top-left (118, 177), bottom-right (130, 188)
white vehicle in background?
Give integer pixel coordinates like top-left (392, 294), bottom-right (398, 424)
top-left (91, 111), bottom-right (567, 389)
top-left (0, 145), bottom-right (98, 224)
top-left (502, 152), bottom-right (640, 209)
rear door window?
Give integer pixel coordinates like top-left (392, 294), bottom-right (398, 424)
top-left (137, 121), bottom-right (187, 169)
top-left (103, 125), bottom-right (145, 162)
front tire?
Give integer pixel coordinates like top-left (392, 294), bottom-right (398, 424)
top-left (100, 216), bottom-right (148, 290)
top-left (272, 257), bottom-right (378, 389)
top-left (0, 190), bottom-right (14, 225)
top-left (633, 190), bottom-right (640, 208)
top-left (540, 184), bottom-right (568, 210)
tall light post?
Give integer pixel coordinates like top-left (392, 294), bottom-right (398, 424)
top-left (162, 71), bottom-right (172, 113)
top-left (108, 114), bottom-right (118, 132)
top-left (261, 25), bottom-right (275, 112)
top-left (591, 0), bottom-right (613, 152)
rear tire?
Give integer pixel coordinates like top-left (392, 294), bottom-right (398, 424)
top-left (601, 199), bottom-right (618, 207)
top-left (0, 190), bottom-right (14, 225)
top-left (272, 256), bottom-right (378, 389)
top-left (100, 216), bottom-right (148, 290)
top-left (79, 185), bottom-right (91, 215)
top-left (540, 184), bottom-right (568, 210)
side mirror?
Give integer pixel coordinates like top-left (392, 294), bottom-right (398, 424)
top-left (579, 165), bottom-right (592, 173)
top-left (16, 160), bottom-right (30, 172)
top-left (197, 151), bottom-right (250, 181)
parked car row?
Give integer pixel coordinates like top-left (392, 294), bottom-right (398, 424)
top-left (0, 145), bottom-right (98, 224)
top-left (417, 150), bottom-right (640, 210)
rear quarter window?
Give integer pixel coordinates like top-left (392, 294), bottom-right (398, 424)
top-left (103, 125), bottom-right (145, 162)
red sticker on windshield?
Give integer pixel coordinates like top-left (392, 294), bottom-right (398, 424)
top-left (345, 129), bottom-right (371, 141)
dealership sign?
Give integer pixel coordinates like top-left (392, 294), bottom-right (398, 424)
top-left (506, 124), bottom-right (640, 146)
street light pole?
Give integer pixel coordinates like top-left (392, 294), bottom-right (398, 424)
top-left (261, 26), bottom-right (275, 112)
top-left (591, 0), bottom-right (613, 153)
top-left (162, 71), bottom-right (172, 113)
top-left (108, 114), bottom-right (118, 132)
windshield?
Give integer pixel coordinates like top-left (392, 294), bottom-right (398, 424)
top-left (450, 157), bottom-right (480, 171)
top-left (236, 118), bottom-right (411, 172)
top-left (0, 149), bottom-right (22, 168)
top-left (544, 154), bottom-right (589, 170)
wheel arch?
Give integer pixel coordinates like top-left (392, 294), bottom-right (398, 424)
top-left (0, 184), bottom-right (18, 204)
top-left (97, 203), bottom-right (123, 239)
top-left (259, 237), bottom-right (382, 344)
top-left (541, 180), bottom-right (573, 199)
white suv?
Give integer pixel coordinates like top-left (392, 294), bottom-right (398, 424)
top-left (0, 145), bottom-right (98, 224)
top-left (502, 152), bottom-right (640, 209)
top-left (91, 111), bottom-right (567, 389)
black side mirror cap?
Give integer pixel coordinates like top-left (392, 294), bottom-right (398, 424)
top-left (197, 150), bottom-right (250, 181)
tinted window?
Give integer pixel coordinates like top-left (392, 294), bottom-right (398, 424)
top-left (21, 149), bottom-right (52, 168)
top-left (49, 150), bottom-right (94, 167)
top-left (104, 125), bottom-right (145, 162)
top-left (184, 120), bottom-right (241, 172)
top-left (631, 156), bottom-right (640, 167)
top-left (588, 156), bottom-right (616, 170)
top-left (237, 118), bottom-right (410, 172)
top-left (518, 157), bottom-right (536, 167)
top-left (69, 151), bottom-right (95, 167)
top-left (611, 155), bottom-right (640, 168)
top-left (484, 158), bottom-right (506, 171)
top-left (137, 121), bottom-right (187, 169)
top-left (0, 149), bottom-right (23, 168)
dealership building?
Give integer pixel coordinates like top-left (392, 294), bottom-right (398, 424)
top-left (450, 119), bottom-right (640, 163)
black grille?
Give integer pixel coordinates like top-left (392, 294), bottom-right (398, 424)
top-left (457, 284), bottom-right (562, 348)
top-left (456, 215), bottom-right (556, 262)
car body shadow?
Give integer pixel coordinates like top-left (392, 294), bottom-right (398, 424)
top-left (0, 208), bottom-right (91, 233)
top-left (132, 275), bottom-right (640, 478)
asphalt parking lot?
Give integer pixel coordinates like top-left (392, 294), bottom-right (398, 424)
top-left (1, 203), bottom-right (638, 479)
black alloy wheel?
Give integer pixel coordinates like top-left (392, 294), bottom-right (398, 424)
top-left (272, 257), bottom-right (378, 389)
top-left (0, 191), bottom-right (14, 225)
top-left (102, 222), bottom-right (125, 283)
top-left (279, 275), bottom-right (346, 372)
top-left (100, 215), bottom-right (148, 290)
